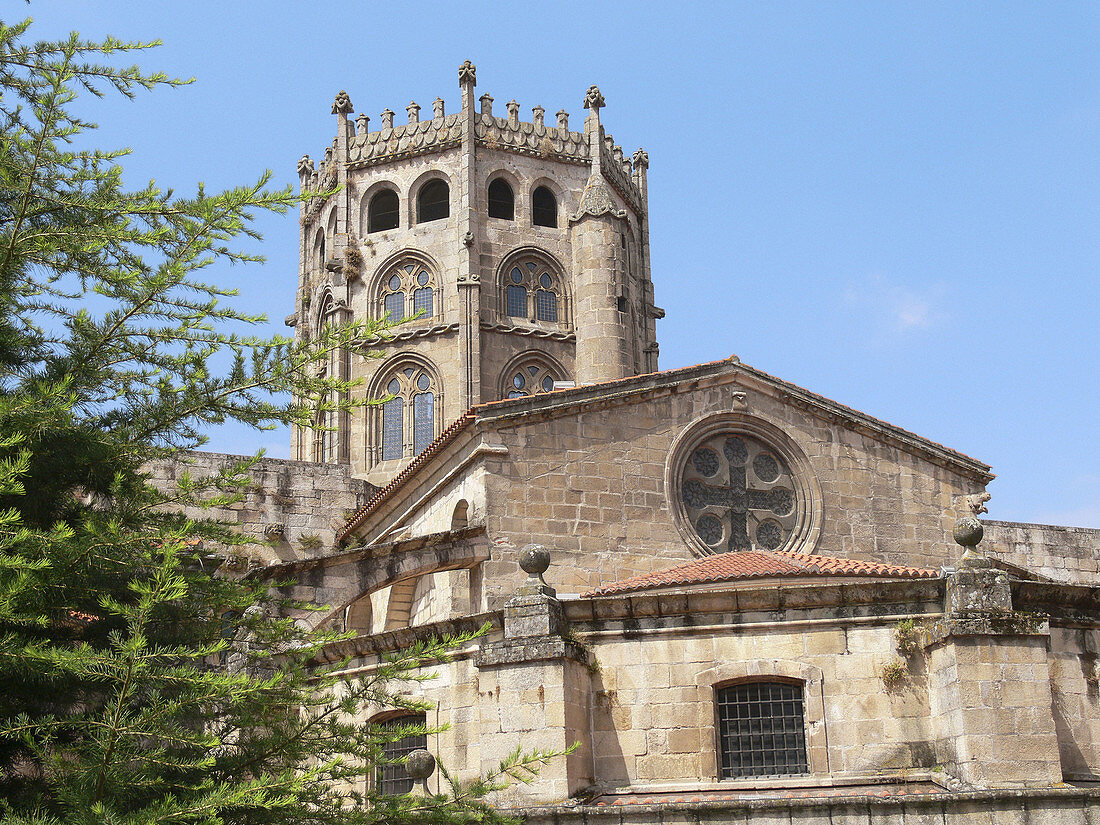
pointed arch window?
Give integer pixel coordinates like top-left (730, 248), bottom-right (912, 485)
top-left (368, 188), bottom-right (399, 233)
top-left (379, 263), bottom-right (436, 322)
top-left (502, 259), bottom-right (564, 325)
top-left (377, 366), bottom-right (438, 462)
top-left (532, 186), bottom-right (557, 228)
top-left (487, 178), bottom-right (514, 220)
top-left (417, 179), bottom-right (449, 223)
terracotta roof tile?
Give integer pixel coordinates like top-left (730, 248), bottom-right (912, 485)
top-left (583, 550), bottom-right (939, 597)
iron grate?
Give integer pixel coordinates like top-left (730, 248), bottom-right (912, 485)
top-left (717, 681), bottom-right (808, 778)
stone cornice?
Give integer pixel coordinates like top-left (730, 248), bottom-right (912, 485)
top-left (355, 322), bottom-right (459, 348)
top-left (479, 320), bottom-right (575, 342)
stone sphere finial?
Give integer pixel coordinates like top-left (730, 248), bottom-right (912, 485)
top-left (953, 516), bottom-right (984, 549)
top-left (519, 544), bottom-right (551, 579)
top-left (405, 748), bottom-right (436, 781)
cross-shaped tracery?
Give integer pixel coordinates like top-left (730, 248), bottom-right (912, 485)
top-left (681, 434), bottom-right (797, 552)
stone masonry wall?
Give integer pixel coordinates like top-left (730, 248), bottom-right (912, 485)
top-left (147, 450), bottom-right (373, 563)
top-left (476, 374), bottom-right (987, 602)
top-left (985, 520), bottom-right (1100, 585)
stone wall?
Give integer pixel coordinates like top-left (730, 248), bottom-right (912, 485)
top-left (474, 372), bottom-right (988, 603)
top-left (985, 519), bottom-right (1100, 584)
top-left (147, 450), bottom-right (373, 562)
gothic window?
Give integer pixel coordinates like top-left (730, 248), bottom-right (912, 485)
top-left (374, 714), bottom-right (427, 795)
top-left (502, 359), bottom-right (563, 399)
top-left (532, 186), bottom-right (557, 228)
top-left (417, 179), bottom-right (449, 223)
top-left (716, 681), bottom-right (808, 779)
top-left (379, 263), bottom-right (436, 322)
top-left (368, 188), bottom-right (399, 233)
top-left (502, 259), bottom-right (564, 324)
top-left (378, 366), bottom-right (437, 462)
top-left (487, 178), bottom-right (514, 220)
top-left (681, 432), bottom-right (797, 553)
top-left (312, 294), bottom-right (340, 463)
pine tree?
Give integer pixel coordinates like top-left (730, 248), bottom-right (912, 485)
top-left (0, 19), bottom-right (559, 825)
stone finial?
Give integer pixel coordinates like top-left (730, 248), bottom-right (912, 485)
top-left (433, 97), bottom-right (445, 118)
top-left (557, 109), bottom-right (569, 131)
top-left (296, 155), bottom-right (315, 178)
top-left (323, 145), bottom-right (333, 166)
top-left (381, 108), bottom-right (394, 129)
top-left (604, 134), bottom-right (614, 153)
top-left (584, 84), bottom-right (605, 111)
top-left (331, 90), bottom-right (353, 116)
top-left (632, 148), bottom-right (649, 169)
top-left (458, 59), bottom-right (476, 86)
top-left (406, 101), bottom-right (420, 124)
top-left (406, 748), bottom-right (436, 782)
top-left (479, 93), bottom-right (493, 117)
top-left (355, 113), bottom-right (370, 136)
top-left (532, 105), bottom-right (545, 128)
top-left (517, 544), bottom-right (554, 597)
top-left (613, 144), bottom-right (624, 165)
top-left (506, 99), bottom-right (519, 126)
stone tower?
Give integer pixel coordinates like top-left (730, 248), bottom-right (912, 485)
top-left (289, 62), bottom-right (661, 484)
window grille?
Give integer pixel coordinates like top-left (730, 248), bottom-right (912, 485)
top-left (535, 289), bottom-right (557, 321)
top-left (532, 186), bottom-right (557, 227)
top-left (487, 178), bottom-right (514, 220)
top-left (384, 292), bottom-right (405, 321)
top-left (506, 284), bottom-right (527, 318)
top-left (717, 681), bottom-right (808, 778)
top-left (381, 396), bottom-right (403, 460)
top-left (417, 179), bottom-right (449, 223)
top-left (413, 392), bottom-right (434, 455)
top-left (413, 287), bottom-right (433, 318)
top-left (375, 715), bottom-right (427, 795)
top-left (368, 189), bottom-right (399, 233)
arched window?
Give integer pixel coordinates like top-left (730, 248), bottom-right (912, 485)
top-left (417, 179), bottom-right (449, 223)
top-left (313, 228), bottom-right (326, 272)
top-left (374, 714), bottom-right (427, 795)
top-left (501, 357), bottom-right (565, 399)
top-left (312, 294), bottom-right (340, 463)
top-left (378, 365), bottom-right (437, 461)
top-left (532, 186), bottom-right (557, 228)
top-left (487, 178), bottom-right (514, 220)
top-left (368, 188), bottom-right (399, 233)
top-left (379, 262), bottom-right (436, 322)
top-left (716, 681), bottom-right (808, 779)
top-left (502, 259), bottom-right (563, 324)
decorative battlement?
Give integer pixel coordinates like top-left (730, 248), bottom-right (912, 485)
top-left (296, 62), bottom-right (647, 215)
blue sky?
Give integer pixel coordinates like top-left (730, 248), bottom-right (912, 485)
top-left (21, 3), bottom-right (1100, 528)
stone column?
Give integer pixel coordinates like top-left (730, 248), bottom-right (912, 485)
top-left (475, 547), bottom-right (592, 804)
top-left (457, 61), bottom-right (481, 408)
top-left (925, 519), bottom-right (1061, 787)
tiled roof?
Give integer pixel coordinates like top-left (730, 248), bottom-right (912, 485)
top-left (583, 550), bottom-right (939, 597)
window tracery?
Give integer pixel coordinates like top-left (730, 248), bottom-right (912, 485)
top-left (378, 365), bottom-right (438, 461)
top-left (502, 360), bottom-right (561, 399)
top-left (379, 262), bottom-right (436, 322)
top-left (501, 258), bottom-right (565, 325)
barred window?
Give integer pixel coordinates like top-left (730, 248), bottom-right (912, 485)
top-left (379, 263), bottom-right (436, 323)
top-left (375, 714), bottom-right (427, 795)
top-left (717, 681), bottom-right (808, 779)
top-left (417, 179), bottom-right (449, 223)
top-left (487, 178), bottom-right (514, 220)
top-left (368, 188), bottom-right (399, 233)
top-left (376, 367), bottom-right (438, 463)
top-left (532, 185), bottom-right (557, 227)
top-left (500, 259), bottom-right (564, 325)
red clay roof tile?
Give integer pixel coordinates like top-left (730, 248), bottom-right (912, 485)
top-left (583, 550), bottom-right (939, 597)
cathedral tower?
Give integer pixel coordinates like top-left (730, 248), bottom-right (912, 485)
top-left (289, 62), bottom-right (661, 484)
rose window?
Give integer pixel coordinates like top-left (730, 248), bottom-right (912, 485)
top-left (680, 433), bottom-right (798, 553)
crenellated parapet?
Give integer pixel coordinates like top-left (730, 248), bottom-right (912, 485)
top-left (297, 64), bottom-right (647, 214)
